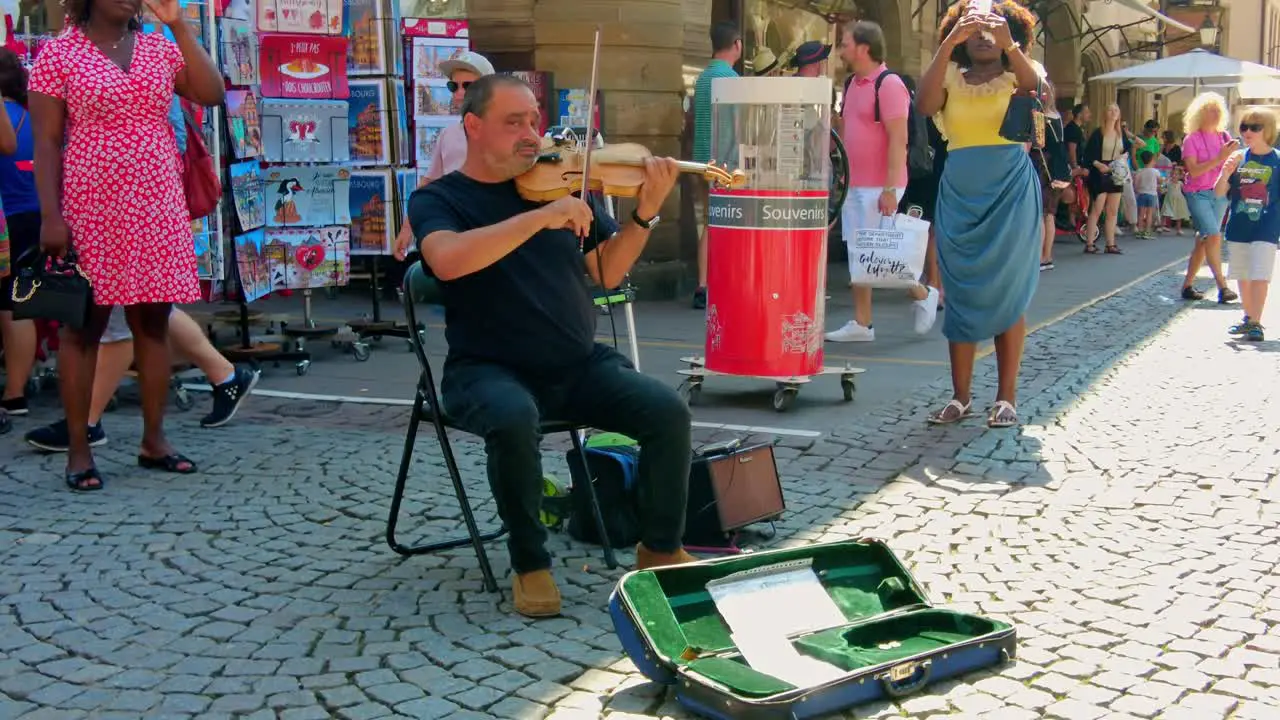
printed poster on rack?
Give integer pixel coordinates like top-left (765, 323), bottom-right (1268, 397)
top-left (411, 36), bottom-right (467, 87)
top-left (390, 78), bottom-right (410, 164)
top-left (258, 0), bottom-right (343, 34)
top-left (219, 18), bottom-right (259, 86)
top-left (348, 80), bottom-right (389, 165)
top-left (400, 15), bottom-right (467, 35)
top-left (344, 0), bottom-right (387, 75)
top-left (193, 212), bottom-right (223, 281)
top-left (260, 34), bottom-right (350, 99)
top-left (349, 170), bottom-right (394, 255)
top-left (234, 229), bottom-right (272, 303)
top-left (229, 161), bottom-right (266, 231)
top-left (414, 116), bottom-right (453, 168)
top-left (264, 166), bottom-right (352, 227)
top-left (226, 90), bottom-right (263, 159)
top-left (263, 226), bottom-right (351, 289)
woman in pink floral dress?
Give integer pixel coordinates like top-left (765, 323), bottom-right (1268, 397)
top-left (29, 0), bottom-right (224, 491)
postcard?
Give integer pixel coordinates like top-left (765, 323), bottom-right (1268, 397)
top-left (260, 34), bottom-right (350, 100)
top-left (264, 165), bottom-right (352, 227)
top-left (348, 80), bottom-right (390, 165)
top-left (229, 161), bottom-right (266, 231)
top-left (263, 226), bottom-right (351, 289)
top-left (344, 0), bottom-right (387, 76)
top-left (413, 117), bottom-right (454, 168)
top-left (258, 0), bottom-right (343, 34)
top-left (349, 169), bottom-right (394, 255)
top-left (234, 229), bottom-right (273, 303)
top-left (226, 90), bottom-right (264, 159)
top-left (219, 18), bottom-right (259, 86)
top-left (260, 98), bottom-right (350, 163)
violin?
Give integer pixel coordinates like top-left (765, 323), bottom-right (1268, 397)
top-left (514, 26), bottom-right (746, 206)
top-left (515, 138), bottom-right (748, 203)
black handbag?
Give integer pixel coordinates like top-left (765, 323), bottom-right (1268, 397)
top-left (999, 80), bottom-right (1046, 148)
top-left (10, 249), bottom-right (94, 329)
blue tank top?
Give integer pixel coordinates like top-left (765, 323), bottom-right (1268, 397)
top-left (0, 99), bottom-right (38, 215)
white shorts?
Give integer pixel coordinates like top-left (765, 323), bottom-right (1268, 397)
top-left (1227, 241), bottom-right (1278, 282)
top-left (842, 187), bottom-right (905, 284)
top-left (100, 306), bottom-right (177, 344)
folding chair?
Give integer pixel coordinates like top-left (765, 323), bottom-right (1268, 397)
top-left (387, 263), bottom-right (619, 593)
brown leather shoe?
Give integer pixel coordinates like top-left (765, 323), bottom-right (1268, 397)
top-left (635, 544), bottom-right (699, 570)
top-left (512, 570), bottom-right (561, 618)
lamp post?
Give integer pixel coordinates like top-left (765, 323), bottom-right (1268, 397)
top-left (1199, 15), bottom-right (1219, 49)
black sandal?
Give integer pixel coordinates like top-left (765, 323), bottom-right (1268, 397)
top-left (1105, 245), bottom-right (1124, 254)
top-left (1084, 243), bottom-right (1100, 254)
top-left (137, 453), bottom-right (198, 474)
top-left (66, 466), bottom-right (105, 492)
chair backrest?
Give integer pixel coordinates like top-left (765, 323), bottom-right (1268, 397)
top-left (402, 263), bottom-right (444, 397)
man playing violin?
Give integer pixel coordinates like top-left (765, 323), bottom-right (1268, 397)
top-left (408, 74), bottom-right (695, 619)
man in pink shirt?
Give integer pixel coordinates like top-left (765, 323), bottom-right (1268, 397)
top-left (393, 51), bottom-right (495, 260)
top-left (826, 21), bottom-right (938, 343)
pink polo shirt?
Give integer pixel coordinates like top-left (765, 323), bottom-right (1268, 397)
top-left (424, 122), bottom-right (468, 181)
top-left (842, 64), bottom-right (910, 189)
top-left (1181, 129), bottom-right (1228, 193)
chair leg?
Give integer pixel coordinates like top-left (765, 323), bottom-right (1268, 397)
top-left (386, 389), bottom-right (506, 593)
top-left (570, 430), bottom-right (619, 570)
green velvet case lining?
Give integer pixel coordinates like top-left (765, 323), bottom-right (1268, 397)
top-left (619, 541), bottom-right (1009, 699)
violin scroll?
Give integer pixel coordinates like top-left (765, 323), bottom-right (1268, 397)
top-left (703, 161), bottom-right (748, 190)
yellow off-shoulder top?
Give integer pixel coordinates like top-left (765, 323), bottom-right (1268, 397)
top-left (935, 62), bottom-right (1020, 151)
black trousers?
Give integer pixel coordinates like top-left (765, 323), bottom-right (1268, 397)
top-left (440, 343), bottom-right (692, 573)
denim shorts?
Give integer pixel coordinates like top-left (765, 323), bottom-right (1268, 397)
top-left (1137, 193), bottom-right (1159, 209)
top-left (1185, 189), bottom-right (1229, 236)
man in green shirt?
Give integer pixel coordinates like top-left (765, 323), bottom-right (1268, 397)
top-left (691, 21), bottom-right (741, 309)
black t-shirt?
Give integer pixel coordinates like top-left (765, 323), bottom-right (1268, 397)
top-left (1063, 122), bottom-right (1085, 163)
top-left (1166, 144), bottom-right (1183, 165)
top-left (409, 172), bottom-right (620, 372)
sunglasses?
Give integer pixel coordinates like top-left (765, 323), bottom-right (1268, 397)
top-left (1240, 122), bottom-right (1266, 134)
top-left (446, 80), bottom-right (473, 93)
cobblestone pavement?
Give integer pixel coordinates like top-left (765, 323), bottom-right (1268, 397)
top-left (3, 265), bottom-right (1280, 719)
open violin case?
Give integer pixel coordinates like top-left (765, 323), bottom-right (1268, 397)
top-left (608, 539), bottom-right (1016, 719)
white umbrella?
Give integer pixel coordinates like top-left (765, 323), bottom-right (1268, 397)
top-left (1092, 49), bottom-right (1280, 93)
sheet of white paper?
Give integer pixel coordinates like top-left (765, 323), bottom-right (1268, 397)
top-left (731, 631), bottom-right (846, 688)
top-left (706, 564), bottom-right (846, 639)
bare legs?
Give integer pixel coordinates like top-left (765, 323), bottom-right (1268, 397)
top-left (0, 311), bottom-right (36, 402)
top-left (1240, 280), bottom-right (1270, 325)
top-left (1041, 215), bottom-right (1055, 264)
top-left (932, 317), bottom-right (1028, 426)
top-left (124, 303), bottom-right (183, 463)
top-left (1084, 192), bottom-right (1122, 251)
top-left (61, 305), bottom-right (114, 476)
top-left (1183, 233), bottom-right (1229, 292)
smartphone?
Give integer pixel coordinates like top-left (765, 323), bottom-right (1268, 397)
top-left (972, 0), bottom-right (992, 14)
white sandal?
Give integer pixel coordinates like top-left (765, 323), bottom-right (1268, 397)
top-left (987, 400), bottom-right (1018, 428)
top-left (928, 398), bottom-right (972, 425)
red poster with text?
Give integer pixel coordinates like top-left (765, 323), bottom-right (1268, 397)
top-left (260, 34), bottom-right (350, 100)
top-left (704, 189), bottom-right (829, 378)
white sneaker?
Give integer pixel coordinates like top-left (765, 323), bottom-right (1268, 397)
top-left (825, 321), bottom-right (875, 342)
top-left (913, 287), bottom-right (940, 334)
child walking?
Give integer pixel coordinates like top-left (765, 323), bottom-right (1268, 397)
top-left (1163, 164), bottom-right (1191, 234)
top-left (1133, 150), bottom-right (1162, 239)
top-left (1216, 107), bottom-right (1280, 341)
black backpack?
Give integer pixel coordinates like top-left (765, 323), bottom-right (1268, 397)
top-left (843, 70), bottom-right (935, 181)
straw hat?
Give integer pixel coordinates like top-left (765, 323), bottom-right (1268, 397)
top-left (751, 47), bottom-right (779, 76)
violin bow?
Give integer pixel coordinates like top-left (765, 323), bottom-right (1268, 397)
top-left (578, 24), bottom-right (601, 249)
top-left (578, 25), bottom-right (603, 213)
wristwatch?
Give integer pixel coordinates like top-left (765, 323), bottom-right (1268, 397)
top-left (632, 209), bottom-right (660, 230)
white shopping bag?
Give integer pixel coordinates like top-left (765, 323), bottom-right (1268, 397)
top-left (848, 213), bottom-right (929, 288)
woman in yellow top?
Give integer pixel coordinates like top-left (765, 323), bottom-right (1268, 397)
top-left (916, 0), bottom-right (1041, 428)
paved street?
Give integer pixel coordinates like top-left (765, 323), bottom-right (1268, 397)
top-left (200, 233), bottom-right (1194, 434)
top-left (4, 246), bottom-right (1280, 719)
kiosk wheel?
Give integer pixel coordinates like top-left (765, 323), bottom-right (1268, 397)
top-left (829, 129), bottom-right (850, 228)
top-left (772, 386), bottom-right (797, 412)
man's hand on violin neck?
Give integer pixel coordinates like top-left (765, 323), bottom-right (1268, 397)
top-left (635, 156), bottom-right (681, 219)
top-left (537, 195), bottom-right (594, 238)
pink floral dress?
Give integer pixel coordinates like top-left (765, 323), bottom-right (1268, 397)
top-left (28, 26), bottom-right (198, 306)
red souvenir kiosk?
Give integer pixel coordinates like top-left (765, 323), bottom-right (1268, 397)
top-left (678, 76), bottom-right (863, 412)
